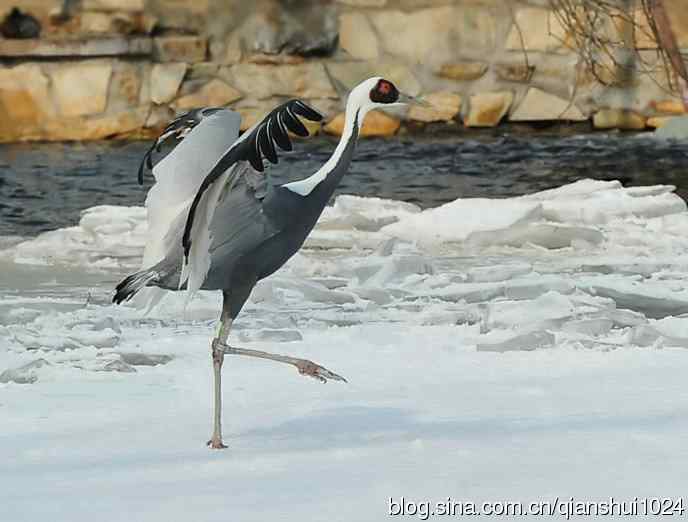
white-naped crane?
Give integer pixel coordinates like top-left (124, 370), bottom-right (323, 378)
top-left (113, 77), bottom-right (423, 449)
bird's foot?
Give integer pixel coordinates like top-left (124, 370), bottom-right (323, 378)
top-left (206, 436), bottom-right (228, 450)
top-left (295, 359), bottom-right (347, 383)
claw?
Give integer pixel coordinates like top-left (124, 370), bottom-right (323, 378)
top-left (296, 360), bottom-right (348, 383)
top-left (207, 437), bottom-right (228, 449)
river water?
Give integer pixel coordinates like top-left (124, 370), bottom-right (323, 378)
top-left (1, 132), bottom-right (687, 236)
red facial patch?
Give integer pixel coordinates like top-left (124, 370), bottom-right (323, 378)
top-left (369, 79), bottom-right (399, 104)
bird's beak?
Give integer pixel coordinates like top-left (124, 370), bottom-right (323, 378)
top-left (397, 92), bottom-right (430, 107)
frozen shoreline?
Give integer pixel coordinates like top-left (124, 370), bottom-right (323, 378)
top-left (3, 179), bottom-right (688, 520)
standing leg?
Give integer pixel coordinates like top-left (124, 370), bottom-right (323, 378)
top-left (207, 291), bottom-right (232, 449)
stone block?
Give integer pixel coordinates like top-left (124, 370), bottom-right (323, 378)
top-left (82, 0), bottom-right (144, 11)
top-left (465, 92), bottom-right (513, 127)
top-left (150, 62), bottom-right (187, 104)
top-left (505, 7), bottom-right (570, 53)
top-left (108, 62), bottom-right (142, 111)
top-left (0, 36), bottom-right (152, 57)
top-left (0, 64), bottom-right (54, 142)
top-left (494, 63), bottom-right (535, 83)
top-left (339, 12), bottom-right (379, 60)
top-left (324, 110), bottom-right (400, 137)
top-left (510, 88), bottom-right (586, 121)
top-left (593, 109), bottom-right (646, 130)
top-left (230, 63), bottom-right (335, 100)
top-left (172, 79), bottom-right (242, 111)
top-left (651, 99), bottom-right (686, 115)
top-left (153, 35), bottom-right (207, 63)
top-left (408, 92), bottom-right (462, 123)
top-left (437, 62), bottom-right (488, 81)
top-left (370, 7), bottom-right (495, 65)
top-left (43, 106), bottom-right (150, 141)
top-left (51, 62), bottom-right (112, 117)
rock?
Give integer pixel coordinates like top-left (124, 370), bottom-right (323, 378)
top-left (464, 92), bottom-right (513, 127)
top-left (80, 12), bottom-right (114, 33)
top-left (370, 7), bottom-right (495, 65)
top-left (145, 105), bottom-right (174, 129)
top-left (651, 99), bottom-right (686, 115)
top-left (339, 12), bottom-right (379, 60)
top-left (0, 64), bottom-right (54, 142)
top-left (51, 62), bottom-right (112, 117)
top-left (505, 7), bottom-right (570, 52)
top-left (0, 7), bottom-right (41, 39)
top-left (80, 11), bottom-right (155, 35)
top-left (173, 79), bottom-right (241, 111)
top-left (437, 62), bottom-right (488, 81)
top-left (477, 331), bottom-right (555, 353)
top-left (117, 352), bottom-right (173, 366)
top-left (153, 35), bottom-right (207, 63)
top-left (510, 88), bottom-right (587, 121)
top-left (245, 53), bottom-right (304, 65)
top-left (647, 116), bottom-right (672, 129)
top-left (230, 2), bottom-right (338, 57)
top-left (43, 106), bottom-right (150, 141)
top-left (337, 0), bottom-right (386, 5)
top-left (0, 359), bottom-right (50, 384)
top-left (150, 62), bottom-right (187, 104)
top-left (108, 62), bottom-right (142, 111)
top-left (230, 63), bottom-right (335, 100)
top-left (407, 91), bottom-right (461, 123)
top-left (82, 0), bottom-right (144, 11)
top-left (593, 109), bottom-right (646, 130)
top-left (494, 63), bottom-right (535, 83)
top-left (324, 110), bottom-right (400, 137)
top-left (100, 360), bottom-right (137, 373)
top-left (0, 36), bottom-right (152, 58)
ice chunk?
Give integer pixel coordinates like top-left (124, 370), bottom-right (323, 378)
top-left (319, 195), bottom-right (420, 232)
top-left (467, 223), bottom-right (604, 249)
top-left (0, 358), bottom-right (51, 384)
top-left (467, 264), bottom-right (532, 283)
top-left (562, 318), bottom-right (614, 337)
top-left (99, 360), bottom-right (137, 373)
top-left (238, 329), bottom-right (303, 343)
top-left (117, 353), bottom-right (174, 366)
top-left (477, 331), bottom-right (555, 352)
top-left (381, 198), bottom-right (542, 245)
top-left (578, 277), bottom-right (688, 319)
top-left (487, 292), bottom-right (575, 329)
top-left (8, 205), bottom-right (147, 268)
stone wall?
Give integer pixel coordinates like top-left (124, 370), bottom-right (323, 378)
top-left (1, 0), bottom-right (687, 142)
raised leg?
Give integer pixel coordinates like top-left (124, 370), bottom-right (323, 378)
top-left (207, 293), bottom-right (232, 449)
top-left (221, 344), bottom-right (347, 383)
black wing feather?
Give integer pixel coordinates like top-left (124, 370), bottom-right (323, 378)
top-left (181, 99), bottom-right (322, 261)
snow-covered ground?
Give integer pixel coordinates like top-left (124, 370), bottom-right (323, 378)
top-left (2, 179), bottom-right (688, 521)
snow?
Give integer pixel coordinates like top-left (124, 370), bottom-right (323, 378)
top-left (3, 179), bottom-right (688, 520)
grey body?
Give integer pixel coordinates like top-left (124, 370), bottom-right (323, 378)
top-left (152, 114), bottom-right (359, 318)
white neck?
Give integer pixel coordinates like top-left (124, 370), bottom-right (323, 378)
top-left (282, 97), bottom-right (368, 197)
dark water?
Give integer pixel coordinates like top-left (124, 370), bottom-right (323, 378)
top-left (1, 133), bottom-right (688, 237)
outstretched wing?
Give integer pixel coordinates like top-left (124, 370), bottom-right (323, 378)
top-left (181, 100), bottom-right (322, 261)
top-left (179, 99), bottom-right (323, 295)
top-left (138, 107), bottom-right (225, 185)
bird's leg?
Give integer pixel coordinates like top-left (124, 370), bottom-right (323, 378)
top-left (207, 296), bottom-right (232, 450)
top-left (221, 345), bottom-right (347, 383)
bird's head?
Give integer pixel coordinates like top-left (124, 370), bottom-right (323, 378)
top-left (347, 77), bottom-right (426, 118)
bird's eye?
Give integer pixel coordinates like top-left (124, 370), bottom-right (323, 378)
top-left (370, 79), bottom-right (399, 104)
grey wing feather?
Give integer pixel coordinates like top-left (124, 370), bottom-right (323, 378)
top-left (138, 107), bottom-right (226, 185)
